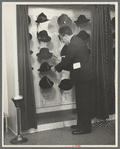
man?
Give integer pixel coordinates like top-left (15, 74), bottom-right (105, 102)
top-left (51, 26), bottom-right (94, 135)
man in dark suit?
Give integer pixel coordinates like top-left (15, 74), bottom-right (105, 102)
top-left (51, 26), bottom-right (94, 134)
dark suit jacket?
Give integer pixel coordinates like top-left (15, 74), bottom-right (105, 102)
top-left (55, 35), bottom-right (94, 84)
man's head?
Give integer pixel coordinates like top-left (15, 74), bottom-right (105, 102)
top-left (58, 26), bottom-right (73, 45)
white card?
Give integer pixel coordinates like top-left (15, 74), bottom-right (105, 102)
top-left (73, 62), bottom-right (81, 69)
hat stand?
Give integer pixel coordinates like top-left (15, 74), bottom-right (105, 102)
top-left (10, 96), bottom-right (28, 144)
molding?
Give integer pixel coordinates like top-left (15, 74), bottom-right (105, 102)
top-left (36, 103), bottom-right (76, 113)
top-left (8, 126), bottom-right (16, 135)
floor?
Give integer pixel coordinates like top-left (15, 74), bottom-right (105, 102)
top-left (3, 120), bottom-right (115, 146)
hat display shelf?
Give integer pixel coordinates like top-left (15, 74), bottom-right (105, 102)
top-left (10, 95), bottom-right (28, 144)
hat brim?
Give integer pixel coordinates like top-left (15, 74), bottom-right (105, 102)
top-left (39, 52), bottom-right (53, 60)
top-left (58, 84), bottom-right (73, 90)
top-left (58, 80), bottom-right (73, 90)
top-left (35, 19), bottom-right (49, 23)
top-left (39, 36), bottom-right (51, 42)
top-left (74, 19), bottom-right (90, 25)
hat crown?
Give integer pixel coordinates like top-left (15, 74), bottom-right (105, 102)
top-left (39, 76), bottom-right (54, 89)
top-left (77, 30), bottom-right (90, 40)
top-left (36, 48), bottom-right (52, 59)
top-left (78, 15), bottom-right (86, 20)
top-left (58, 79), bottom-right (73, 90)
top-left (58, 14), bottom-right (72, 27)
top-left (37, 30), bottom-right (51, 42)
top-left (75, 15), bottom-right (90, 25)
top-left (40, 48), bottom-right (49, 54)
top-left (38, 62), bottom-right (51, 72)
top-left (36, 12), bottom-right (48, 23)
top-left (37, 30), bottom-right (48, 38)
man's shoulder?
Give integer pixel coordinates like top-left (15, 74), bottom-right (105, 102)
top-left (70, 35), bottom-right (86, 47)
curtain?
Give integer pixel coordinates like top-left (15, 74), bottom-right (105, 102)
top-left (17, 5), bottom-right (37, 131)
top-left (91, 5), bottom-right (115, 119)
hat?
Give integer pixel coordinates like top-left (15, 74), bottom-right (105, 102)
top-left (57, 14), bottom-right (72, 27)
top-left (29, 33), bottom-right (32, 40)
top-left (35, 13), bottom-right (49, 24)
top-left (39, 76), bottom-right (54, 89)
top-left (58, 79), bottom-right (73, 90)
top-left (37, 30), bottom-right (51, 42)
top-left (28, 15), bottom-right (31, 24)
top-left (30, 50), bottom-right (33, 55)
top-left (36, 48), bottom-right (53, 59)
top-left (38, 62), bottom-right (52, 72)
top-left (74, 15), bottom-right (90, 25)
top-left (77, 30), bottom-right (90, 41)
top-left (112, 17), bottom-right (115, 29)
top-left (60, 45), bottom-right (72, 71)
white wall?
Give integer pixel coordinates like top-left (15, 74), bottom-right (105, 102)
top-left (2, 3), bottom-right (19, 134)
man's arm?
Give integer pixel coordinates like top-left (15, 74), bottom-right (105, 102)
top-left (54, 44), bottom-right (77, 72)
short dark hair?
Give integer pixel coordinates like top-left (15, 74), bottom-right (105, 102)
top-left (59, 26), bottom-right (73, 37)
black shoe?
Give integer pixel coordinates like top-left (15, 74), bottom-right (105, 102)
top-left (71, 125), bottom-right (78, 129)
top-left (72, 129), bottom-right (91, 135)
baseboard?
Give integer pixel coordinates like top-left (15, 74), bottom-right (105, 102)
top-left (36, 103), bottom-right (76, 113)
top-left (8, 126), bottom-right (16, 135)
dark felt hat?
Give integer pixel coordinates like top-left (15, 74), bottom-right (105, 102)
top-left (39, 76), bottom-right (54, 89)
top-left (29, 33), bottom-right (32, 40)
top-left (38, 62), bottom-right (52, 72)
top-left (28, 15), bottom-right (31, 24)
top-left (36, 48), bottom-right (53, 60)
top-left (57, 14), bottom-right (72, 27)
top-left (74, 15), bottom-right (90, 25)
top-left (30, 50), bottom-right (33, 55)
top-left (60, 45), bottom-right (71, 71)
top-left (37, 30), bottom-right (51, 42)
top-left (77, 30), bottom-right (90, 41)
top-left (112, 17), bottom-right (115, 29)
top-left (35, 13), bottom-right (49, 24)
top-left (58, 79), bottom-right (73, 90)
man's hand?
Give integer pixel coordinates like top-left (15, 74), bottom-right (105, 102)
top-left (51, 66), bottom-right (56, 72)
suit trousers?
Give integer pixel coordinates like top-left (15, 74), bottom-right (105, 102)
top-left (75, 79), bottom-right (93, 131)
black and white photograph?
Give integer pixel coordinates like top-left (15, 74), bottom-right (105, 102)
top-left (2, 1), bottom-right (118, 147)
